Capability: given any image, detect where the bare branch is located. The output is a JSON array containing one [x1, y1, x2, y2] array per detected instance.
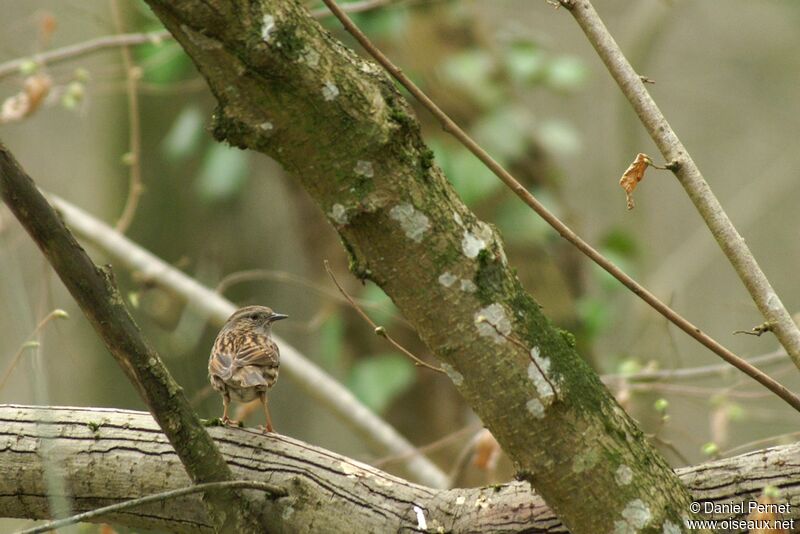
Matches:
[[0, 32, 170, 81], [110, 0, 145, 234], [0, 1, 423, 82], [319, 0, 800, 414], [0, 309, 69, 391], [19, 480, 286, 534], [559, 0, 800, 368], [324, 260, 445, 374]]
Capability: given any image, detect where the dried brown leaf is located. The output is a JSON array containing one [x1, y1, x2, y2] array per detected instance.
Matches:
[[472, 429, 501, 472], [619, 153, 653, 210], [0, 74, 52, 124]]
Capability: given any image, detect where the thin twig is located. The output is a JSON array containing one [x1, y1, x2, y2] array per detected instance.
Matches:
[[16, 480, 287, 534], [602, 349, 788, 384], [0, 32, 171, 81], [559, 0, 800, 368], [650, 435, 690, 465], [110, 0, 144, 234], [308, 0, 426, 18], [626, 382, 773, 400], [0, 309, 69, 391], [0, 1, 419, 82], [372, 421, 482, 468], [216, 268, 406, 322], [324, 260, 445, 374], [720, 431, 800, 459], [320, 0, 800, 414]]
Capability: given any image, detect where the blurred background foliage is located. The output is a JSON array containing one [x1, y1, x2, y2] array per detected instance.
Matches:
[[2, 2, 800, 526]]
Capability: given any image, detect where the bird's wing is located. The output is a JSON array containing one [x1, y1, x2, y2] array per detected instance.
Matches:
[[228, 335, 280, 388], [233, 334, 280, 369], [209, 350, 234, 382]]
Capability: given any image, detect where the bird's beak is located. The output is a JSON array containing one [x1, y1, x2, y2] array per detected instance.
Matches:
[[270, 313, 289, 322]]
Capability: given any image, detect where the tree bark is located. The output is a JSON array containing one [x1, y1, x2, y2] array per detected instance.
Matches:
[[0, 145, 262, 532], [2, 406, 798, 533], [140, 1, 697, 531]]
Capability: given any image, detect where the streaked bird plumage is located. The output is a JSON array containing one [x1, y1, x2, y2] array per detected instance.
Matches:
[[209, 305, 287, 432]]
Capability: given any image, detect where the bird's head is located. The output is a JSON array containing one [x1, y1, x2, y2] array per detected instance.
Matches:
[[225, 305, 288, 334]]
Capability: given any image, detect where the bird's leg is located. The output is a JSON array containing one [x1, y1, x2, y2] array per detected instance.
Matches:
[[258, 391, 274, 433], [221, 392, 238, 426]]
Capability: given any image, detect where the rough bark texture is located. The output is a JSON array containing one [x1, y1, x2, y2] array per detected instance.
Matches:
[[0, 146, 262, 532], [140, 1, 697, 531], [2, 406, 799, 533]]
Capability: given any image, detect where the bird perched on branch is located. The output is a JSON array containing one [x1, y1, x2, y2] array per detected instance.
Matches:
[[209, 305, 288, 432]]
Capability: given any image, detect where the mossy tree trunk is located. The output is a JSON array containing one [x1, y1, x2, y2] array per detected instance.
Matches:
[[144, 1, 698, 531]]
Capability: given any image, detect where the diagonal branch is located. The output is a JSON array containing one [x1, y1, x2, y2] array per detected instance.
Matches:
[[319, 0, 800, 414], [557, 0, 800, 369], [141, 1, 699, 529], [0, 143, 263, 532]]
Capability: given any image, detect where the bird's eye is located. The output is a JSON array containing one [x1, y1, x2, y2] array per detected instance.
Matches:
[[249, 314, 259, 320]]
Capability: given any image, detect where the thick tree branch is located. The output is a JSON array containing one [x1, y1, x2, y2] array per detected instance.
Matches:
[[141, 1, 698, 530], [319, 0, 800, 414], [2, 406, 799, 533], [0, 145, 262, 532], [48, 194, 448, 489], [558, 0, 800, 368]]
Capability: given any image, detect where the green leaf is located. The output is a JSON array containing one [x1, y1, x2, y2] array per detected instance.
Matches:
[[195, 144, 249, 202], [545, 55, 588, 92], [360, 283, 399, 326], [439, 49, 502, 107], [576, 296, 610, 339], [162, 106, 205, 161], [591, 249, 633, 291], [351, 4, 409, 39], [318, 313, 344, 375], [504, 41, 547, 85], [135, 40, 192, 85], [537, 119, 581, 156], [494, 195, 551, 246], [601, 228, 639, 258], [436, 144, 501, 205], [471, 104, 535, 162], [347, 353, 416, 413]]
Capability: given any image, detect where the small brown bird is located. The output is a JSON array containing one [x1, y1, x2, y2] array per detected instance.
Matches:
[[209, 305, 287, 432]]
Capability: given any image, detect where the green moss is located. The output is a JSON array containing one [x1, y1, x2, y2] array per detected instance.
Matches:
[[272, 25, 306, 61], [389, 107, 415, 130], [514, 469, 535, 482], [349, 175, 375, 201], [87, 421, 101, 432], [474, 250, 509, 304], [559, 329, 577, 348], [340, 234, 371, 281], [420, 148, 435, 171], [211, 107, 251, 150]]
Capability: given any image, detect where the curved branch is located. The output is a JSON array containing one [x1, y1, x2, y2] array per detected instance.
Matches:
[[2, 405, 799, 533]]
